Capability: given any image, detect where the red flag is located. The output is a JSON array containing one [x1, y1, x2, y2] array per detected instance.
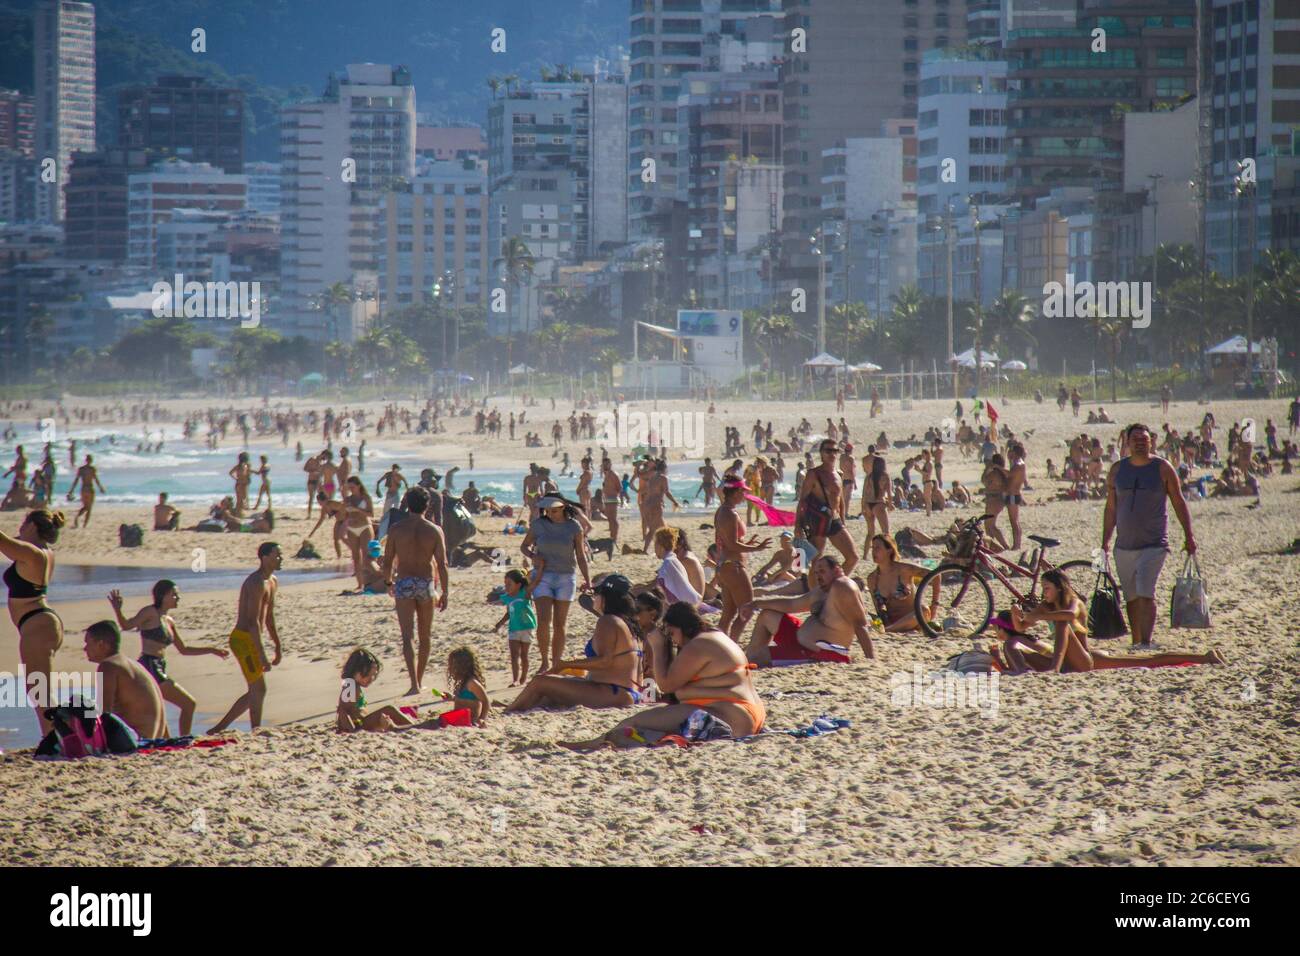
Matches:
[[986, 401, 999, 426]]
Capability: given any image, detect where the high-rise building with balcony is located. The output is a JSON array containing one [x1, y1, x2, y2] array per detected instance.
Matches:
[[33, 0, 96, 222], [627, 0, 783, 242], [779, 0, 967, 285], [279, 64, 416, 339], [1204, 0, 1300, 272], [1003, 1, 1196, 207], [677, 68, 782, 303], [917, 46, 1009, 218], [64, 147, 152, 261], [487, 76, 627, 331], [0, 89, 36, 157], [117, 75, 246, 174], [126, 159, 248, 270], [374, 156, 489, 315]]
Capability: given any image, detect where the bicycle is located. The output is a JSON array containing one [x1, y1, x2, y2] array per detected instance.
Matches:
[[911, 515, 1093, 638]]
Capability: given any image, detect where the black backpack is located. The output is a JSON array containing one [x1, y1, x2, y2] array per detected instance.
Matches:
[[118, 524, 144, 548]]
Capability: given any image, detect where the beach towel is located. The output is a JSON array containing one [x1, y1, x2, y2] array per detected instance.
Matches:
[[744, 494, 796, 527], [648, 714, 852, 748], [768, 613, 850, 666], [136, 737, 239, 754]]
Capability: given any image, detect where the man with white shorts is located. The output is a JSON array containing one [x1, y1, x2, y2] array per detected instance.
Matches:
[[1102, 423, 1196, 646]]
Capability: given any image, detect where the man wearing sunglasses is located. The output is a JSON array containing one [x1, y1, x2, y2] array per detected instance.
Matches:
[[795, 439, 859, 574]]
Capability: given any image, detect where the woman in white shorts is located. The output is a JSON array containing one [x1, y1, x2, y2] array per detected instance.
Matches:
[[520, 497, 592, 673]]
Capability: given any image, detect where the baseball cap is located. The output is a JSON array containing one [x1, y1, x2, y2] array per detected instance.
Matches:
[[537, 495, 565, 510], [593, 574, 632, 599]]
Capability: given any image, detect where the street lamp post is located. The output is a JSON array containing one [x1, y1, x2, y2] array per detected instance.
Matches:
[[1234, 166, 1257, 388], [810, 228, 827, 356], [946, 198, 957, 401], [971, 198, 983, 395], [1148, 173, 1163, 334]]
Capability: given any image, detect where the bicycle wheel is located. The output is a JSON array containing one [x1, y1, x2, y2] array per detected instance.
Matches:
[[1051, 559, 1095, 588], [914, 563, 994, 639]]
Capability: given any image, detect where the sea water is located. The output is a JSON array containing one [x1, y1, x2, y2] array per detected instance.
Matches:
[[0, 422, 799, 512]]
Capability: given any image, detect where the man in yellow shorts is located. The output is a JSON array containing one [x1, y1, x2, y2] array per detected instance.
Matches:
[[208, 542, 282, 733]]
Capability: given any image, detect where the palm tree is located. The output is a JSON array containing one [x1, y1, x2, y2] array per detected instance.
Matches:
[[983, 290, 1038, 364], [494, 236, 536, 332], [1084, 307, 1127, 404], [487, 76, 503, 100]]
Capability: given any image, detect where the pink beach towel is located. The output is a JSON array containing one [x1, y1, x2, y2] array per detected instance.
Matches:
[[745, 494, 796, 527]]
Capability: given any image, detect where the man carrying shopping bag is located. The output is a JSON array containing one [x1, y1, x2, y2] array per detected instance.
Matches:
[[1101, 423, 1197, 647]]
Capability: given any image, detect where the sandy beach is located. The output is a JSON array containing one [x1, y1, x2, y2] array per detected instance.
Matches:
[[1, 394, 1297, 866]]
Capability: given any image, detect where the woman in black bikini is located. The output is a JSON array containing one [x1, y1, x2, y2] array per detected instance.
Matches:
[[505, 575, 645, 712], [107, 580, 229, 736], [865, 534, 938, 633], [2, 508, 65, 734]]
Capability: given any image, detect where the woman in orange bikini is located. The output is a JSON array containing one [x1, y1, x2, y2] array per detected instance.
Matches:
[[560, 601, 765, 750]]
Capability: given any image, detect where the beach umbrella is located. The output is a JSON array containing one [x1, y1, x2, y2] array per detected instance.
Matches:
[[850, 361, 882, 372], [299, 372, 325, 385], [1001, 360, 1027, 371]]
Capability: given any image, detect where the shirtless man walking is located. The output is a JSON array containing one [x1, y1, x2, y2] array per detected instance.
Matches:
[[600, 456, 622, 544], [66, 454, 105, 528], [795, 439, 859, 573], [82, 620, 165, 739], [382, 487, 449, 695], [742, 555, 876, 666], [208, 542, 283, 733]]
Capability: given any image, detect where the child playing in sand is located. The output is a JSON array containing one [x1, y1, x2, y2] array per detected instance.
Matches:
[[441, 647, 490, 726], [493, 569, 537, 685], [336, 648, 431, 732]]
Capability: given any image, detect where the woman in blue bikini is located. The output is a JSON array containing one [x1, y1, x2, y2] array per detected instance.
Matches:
[[504, 575, 644, 713]]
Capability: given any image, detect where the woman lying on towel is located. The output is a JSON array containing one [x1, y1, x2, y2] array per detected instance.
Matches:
[[560, 602, 766, 751], [991, 568, 1225, 674]]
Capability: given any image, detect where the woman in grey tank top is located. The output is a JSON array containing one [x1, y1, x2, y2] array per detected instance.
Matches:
[[521, 498, 592, 676]]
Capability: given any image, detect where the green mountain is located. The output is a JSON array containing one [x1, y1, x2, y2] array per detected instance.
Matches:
[[0, 0, 626, 160]]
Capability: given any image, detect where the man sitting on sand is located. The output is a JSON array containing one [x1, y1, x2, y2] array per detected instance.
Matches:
[[741, 555, 877, 666], [82, 620, 165, 739], [153, 492, 180, 531]]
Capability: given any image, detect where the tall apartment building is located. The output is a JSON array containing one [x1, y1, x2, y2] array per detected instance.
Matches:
[[1205, 0, 1300, 272], [64, 147, 152, 261], [117, 75, 246, 174], [0, 89, 36, 156], [33, 0, 96, 222], [488, 78, 627, 265], [779, 0, 968, 277], [677, 69, 782, 302], [127, 159, 247, 270], [1003, 1, 1196, 206], [280, 64, 416, 339], [374, 156, 489, 313], [916, 46, 1009, 218], [627, 0, 783, 242], [244, 161, 281, 216]]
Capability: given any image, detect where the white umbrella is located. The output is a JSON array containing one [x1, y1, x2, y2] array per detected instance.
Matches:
[[1001, 359, 1028, 371], [850, 361, 882, 372], [804, 351, 846, 368]]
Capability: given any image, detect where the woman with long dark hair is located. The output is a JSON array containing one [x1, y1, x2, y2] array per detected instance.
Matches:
[[2, 509, 64, 734], [107, 579, 229, 736], [505, 574, 641, 712], [560, 601, 766, 750], [998, 569, 1224, 674]]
